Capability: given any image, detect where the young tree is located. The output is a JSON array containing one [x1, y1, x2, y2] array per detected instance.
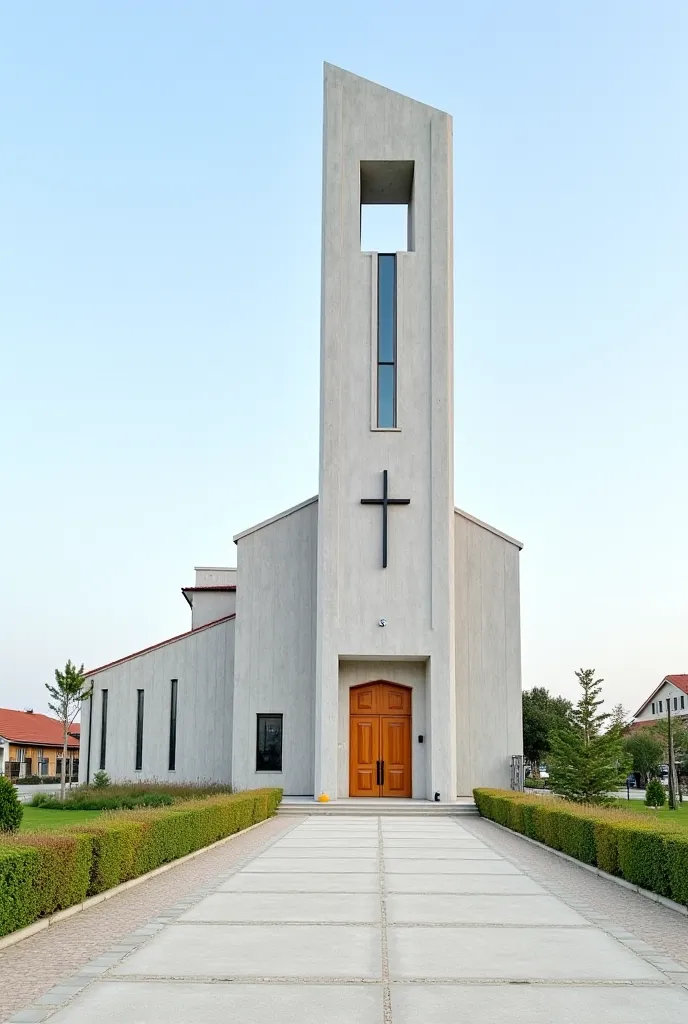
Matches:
[[623, 730, 664, 787], [610, 703, 630, 729], [522, 688, 573, 775], [548, 668, 631, 804], [46, 660, 92, 801]]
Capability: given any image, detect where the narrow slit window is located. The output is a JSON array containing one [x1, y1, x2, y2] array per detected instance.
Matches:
[[99, 689, 108, 771], [135, 689, 144, 771], [168, 679, 178, 771], [659, 700, 663, 713], [652, 702, 656, 714], [681, 696, 685, 709], [377, 253, 396, 427], [674, 697, 678, 711], [256, 713, 283, 772]]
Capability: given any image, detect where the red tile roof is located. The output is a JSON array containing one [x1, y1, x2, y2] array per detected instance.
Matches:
[[0, 709, 80, 749], [84, 614, 236, 677], [664, 675, 688, 696], [632, 675, 688, 719]]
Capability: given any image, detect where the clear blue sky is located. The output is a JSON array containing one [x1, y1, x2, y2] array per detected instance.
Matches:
[[1, 2, 686, 720]]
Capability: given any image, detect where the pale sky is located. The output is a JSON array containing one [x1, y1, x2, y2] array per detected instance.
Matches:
[[1, 2, 686, 721]]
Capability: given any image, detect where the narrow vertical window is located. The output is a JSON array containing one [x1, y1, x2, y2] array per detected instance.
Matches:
[[135, 689, 144, 771], [651, 702, 655, 714], [99, 689, 108, 770], [256, 714, 283, 772], [674, 697, 678, 711], [658, 700, 663, 713], [168, 679, 178, 771], [377, 254, 396, 427], [681, 696, 685, 709]]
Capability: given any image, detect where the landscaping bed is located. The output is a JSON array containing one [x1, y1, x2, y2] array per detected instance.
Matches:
[[30, 782, 235, 812], [0, 788, 282, 938], [474, 787, 688, 908]]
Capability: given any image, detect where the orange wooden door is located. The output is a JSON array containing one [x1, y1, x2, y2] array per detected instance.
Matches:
[[381, 715, 412, 797], [349, 715, 381, 797]]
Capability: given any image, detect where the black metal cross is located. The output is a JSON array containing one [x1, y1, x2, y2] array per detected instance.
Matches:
[[360, 470, 410, 568]]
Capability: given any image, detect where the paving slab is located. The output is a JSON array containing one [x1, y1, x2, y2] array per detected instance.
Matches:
[[247, 856, 378, 872], [45, 982, 384, 1023], [382, 846, 499, 859], [385, 857, 517, 873], [385, 872, 547, 894], [219, 871, 380, 892], [386, 892, 589, 925], [277, 838, 379, 847], [113, 923, 382, 979], [257, 845, 378, 858], [387, 926, 665, 980], [180, 891, 381, 923], [382, 838, 488, 848], [391, 985, 688, 1022]]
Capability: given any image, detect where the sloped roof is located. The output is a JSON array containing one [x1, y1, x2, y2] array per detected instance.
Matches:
[[84, 614, 236, 677], [0, 709, 80, 748], [633, 675, 688, 719]]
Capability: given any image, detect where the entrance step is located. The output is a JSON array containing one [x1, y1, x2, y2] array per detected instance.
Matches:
[[277, 798, 478, 817]]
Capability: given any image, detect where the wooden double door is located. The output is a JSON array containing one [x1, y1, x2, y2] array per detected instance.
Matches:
[[349, 681, 412, 797]]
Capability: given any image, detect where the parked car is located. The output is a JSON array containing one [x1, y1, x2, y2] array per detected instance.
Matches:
[[625, 774, 636, 788], [538, 766, 550, 780]]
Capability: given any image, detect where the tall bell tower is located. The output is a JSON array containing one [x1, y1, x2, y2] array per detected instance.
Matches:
[[314, 65, 457, 801]]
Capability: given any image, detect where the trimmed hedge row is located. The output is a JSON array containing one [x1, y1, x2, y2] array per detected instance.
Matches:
[[0, 788, 282, 938], [474, 788, 688, 907]]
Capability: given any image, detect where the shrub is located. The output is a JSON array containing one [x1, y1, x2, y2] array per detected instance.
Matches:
[[0, 788, 281, 936], [31, 791, 174, 811], [0, 847, 40, 936], [645, 779, 666, 807], [14, 775, 42, 785], [92, 771, 110, 789], [474, 788, 688, 908], [0, 776, 23, 833]]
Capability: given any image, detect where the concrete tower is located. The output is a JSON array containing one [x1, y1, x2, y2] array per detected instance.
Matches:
[[315, 65, 457, 801]]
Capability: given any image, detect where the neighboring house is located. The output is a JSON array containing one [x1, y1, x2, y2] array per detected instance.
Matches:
[[630, 676, 688, 730], [0, 708, 80, 780]]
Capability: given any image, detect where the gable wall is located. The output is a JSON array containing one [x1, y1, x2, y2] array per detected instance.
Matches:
[[232, 500, 317, 795], [454, 512, 522, 794], [79, 618, 235, 784]]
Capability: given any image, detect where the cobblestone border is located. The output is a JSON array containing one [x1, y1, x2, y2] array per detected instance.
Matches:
[[0, 818, 275, 955], [5, 818, 305, 1024], [483, 817, 688, 917], [460, 818, 688, 988]]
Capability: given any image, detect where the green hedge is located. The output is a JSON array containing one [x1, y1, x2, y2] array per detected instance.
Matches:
[[0, 788, 282, 938], [474, 788, 688, 907]]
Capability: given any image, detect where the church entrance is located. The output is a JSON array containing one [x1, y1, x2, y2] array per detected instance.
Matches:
[[349, 681, 412, 797]]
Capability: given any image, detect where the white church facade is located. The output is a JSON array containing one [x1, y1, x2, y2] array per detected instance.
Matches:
[[79, 66, 523, 801]]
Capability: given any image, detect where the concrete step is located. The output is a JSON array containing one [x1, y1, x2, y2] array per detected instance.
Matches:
[[277, 799, 478, 817]]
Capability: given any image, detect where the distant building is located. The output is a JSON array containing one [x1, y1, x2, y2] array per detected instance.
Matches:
[[0, 708, 80, 780], [630, 675, 688, 730]]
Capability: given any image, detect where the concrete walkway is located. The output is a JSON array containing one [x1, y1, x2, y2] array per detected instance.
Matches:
[[9, 815, 688, 1023]]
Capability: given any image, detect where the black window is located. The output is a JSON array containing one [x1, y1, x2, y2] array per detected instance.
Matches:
[[681, 696, 685, 710], [377, 254, 396, 427], [168, 679, 178, 771], [256, 714, 283, 772], [658, 700, 663, 713], [674, 697, 678, 711], [135, 690, 144, 771], [99, 689, 108, 770], [651, 702, 655, 714]]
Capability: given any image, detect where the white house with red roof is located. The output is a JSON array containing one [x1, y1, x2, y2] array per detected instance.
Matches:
[[79, 67, 523, 800], [631, 675, 688, 729], [0, 708, 80, 780]]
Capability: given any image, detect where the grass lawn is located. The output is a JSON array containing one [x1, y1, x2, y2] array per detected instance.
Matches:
[[19, 806, 103, 832], [611, 798, 688, 829]]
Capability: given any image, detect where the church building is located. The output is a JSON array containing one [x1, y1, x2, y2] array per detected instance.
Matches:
[[79, 66, 523, 802]]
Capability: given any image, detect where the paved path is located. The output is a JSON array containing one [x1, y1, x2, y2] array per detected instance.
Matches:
[[6, 814, 688, 1023]]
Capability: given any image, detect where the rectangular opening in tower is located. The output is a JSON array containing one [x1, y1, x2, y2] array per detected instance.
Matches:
[[360, 160, 414, 252]]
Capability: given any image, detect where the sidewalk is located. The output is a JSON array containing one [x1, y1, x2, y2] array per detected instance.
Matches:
[[6, 813, 688, 1023]]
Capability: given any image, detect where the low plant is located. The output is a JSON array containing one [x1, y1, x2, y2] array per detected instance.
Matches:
[[645, 779, 666, 808], [14, 775, 42, 786], [91, 770, 111, 789], [0, 776, 23, 833]]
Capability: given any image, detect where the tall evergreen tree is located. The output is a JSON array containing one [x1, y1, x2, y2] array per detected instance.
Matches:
[[548, 669, 631, 804]]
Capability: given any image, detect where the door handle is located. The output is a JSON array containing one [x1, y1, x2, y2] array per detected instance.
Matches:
[[376, 760, 381, 786], [380, 760, 385, 786]]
